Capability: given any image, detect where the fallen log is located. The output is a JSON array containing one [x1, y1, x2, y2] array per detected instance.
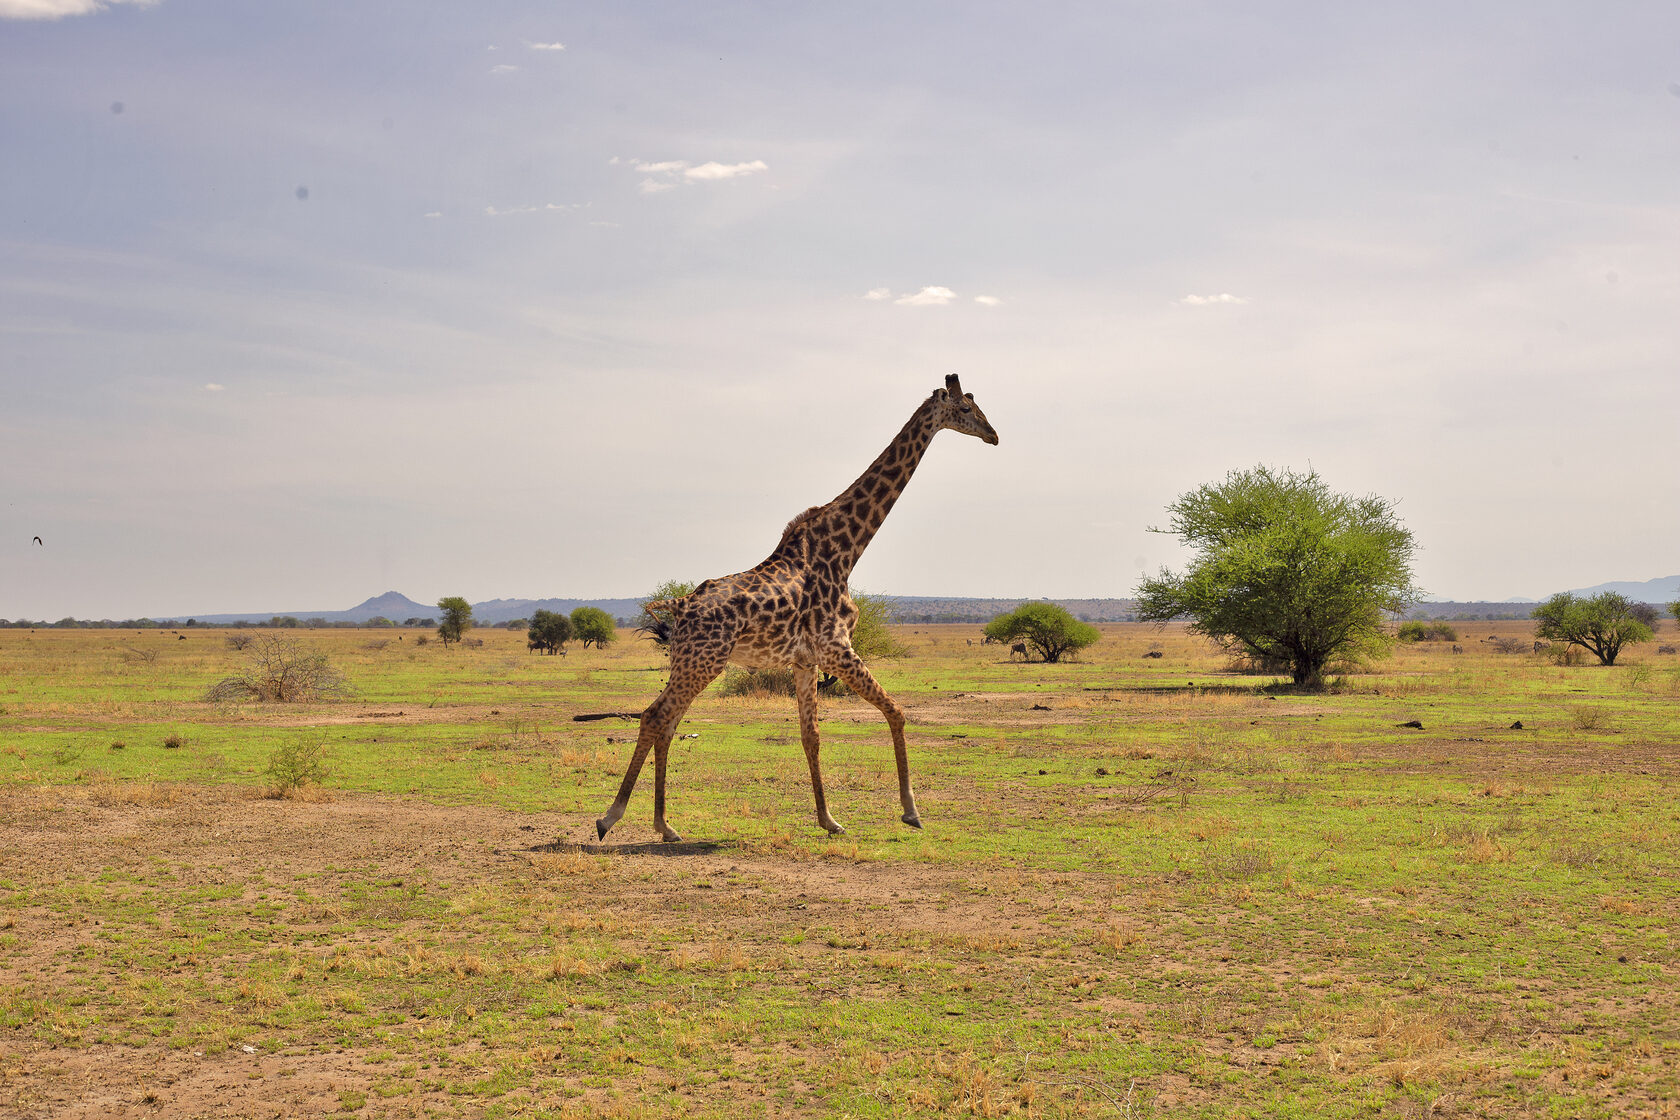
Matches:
[[572, 711, 645, 722]]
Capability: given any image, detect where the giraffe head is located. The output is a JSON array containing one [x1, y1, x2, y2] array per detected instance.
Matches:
[[934, 374, 999, 445]]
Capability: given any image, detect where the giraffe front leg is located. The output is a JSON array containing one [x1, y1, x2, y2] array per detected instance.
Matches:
[[826, 648, 921, 829], [794, 667, 844, 835]]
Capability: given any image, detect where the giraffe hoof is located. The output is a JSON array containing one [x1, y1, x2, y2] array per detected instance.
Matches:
[[660, 831, 684, 844], [595, 818, 610, 841], [822, 821, 847, 835], [902, 813, 923, 830]]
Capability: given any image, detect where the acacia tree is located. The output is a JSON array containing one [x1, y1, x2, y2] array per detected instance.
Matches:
[[436, 597, 473, 646], [527, 609, 572, 655], [983, 602, 1100, 663], [570, 606, 616, 649], [1135, 466, 1419, 688], [1531, 591, 1652, 666]]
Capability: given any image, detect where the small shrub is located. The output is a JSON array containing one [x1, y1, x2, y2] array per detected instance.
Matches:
[[1548, 644, 1584, 667], [1487, 636, 1527, 654], [414, 635, 430, 647], [162, 733, 185, 749], [267, 740, 326, 793], [1569, 705, 1610, 732], [226, 633, 254, 651]]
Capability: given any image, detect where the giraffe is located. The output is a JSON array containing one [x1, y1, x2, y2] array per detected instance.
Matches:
[[596, 374, 1000, 842]]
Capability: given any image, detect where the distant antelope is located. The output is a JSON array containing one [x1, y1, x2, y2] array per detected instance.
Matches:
[[1533, 640, 1547, 653], [1010, 642, 1028, 661]]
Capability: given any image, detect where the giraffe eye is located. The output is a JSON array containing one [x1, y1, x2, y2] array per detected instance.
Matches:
[[960, 405, 972, 413]]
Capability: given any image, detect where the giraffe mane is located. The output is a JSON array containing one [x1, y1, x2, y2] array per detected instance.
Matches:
[[774, 505, 826, 552]]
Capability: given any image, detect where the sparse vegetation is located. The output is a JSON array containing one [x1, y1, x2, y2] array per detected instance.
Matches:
[[0, 620, 1675, 1118]]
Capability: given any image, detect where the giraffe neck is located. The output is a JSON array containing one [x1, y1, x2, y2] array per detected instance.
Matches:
[[816, 396, 940, 580]]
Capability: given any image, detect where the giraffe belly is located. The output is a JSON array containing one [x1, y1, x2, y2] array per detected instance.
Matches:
[[728, 627, 816, 671]]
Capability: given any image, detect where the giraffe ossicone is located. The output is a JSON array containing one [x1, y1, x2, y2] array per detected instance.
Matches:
[[595, 374, 1000, 842]]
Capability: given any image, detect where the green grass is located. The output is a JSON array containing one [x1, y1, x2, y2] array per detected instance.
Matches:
[[0, 622, 1677, 1116]]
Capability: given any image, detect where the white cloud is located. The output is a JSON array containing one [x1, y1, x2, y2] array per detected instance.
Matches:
[[203, 382, 224, 392], [863, 288, 893, 301], [0, 0, 155, 19], [489, 64, 519, 75], [1178, 293, 1248, 305], [423, 211, 442, 219], [634, 160, 690, 174], [974, 294, 1002, 307], [896, 286, 956, 307], [624, 158, 768, 192], [683, 160, 768, 181], [526, 40, 565, 51]]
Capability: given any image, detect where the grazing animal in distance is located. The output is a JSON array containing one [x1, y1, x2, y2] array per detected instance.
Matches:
[[595, 374, 999, 843], [1010, 642, 1029, 661]]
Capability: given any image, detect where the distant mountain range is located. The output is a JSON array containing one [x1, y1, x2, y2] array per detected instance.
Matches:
[[165, 591, 1137, 626], [1564, 575, 1680, 602], [152, 576, 1680, 628]]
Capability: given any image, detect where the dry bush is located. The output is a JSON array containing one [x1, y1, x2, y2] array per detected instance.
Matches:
[[205, 634, 351, 703], [1487, 636, 1528, 654], [1569, 705, 1610, 731], [225, 633, 254, 651]]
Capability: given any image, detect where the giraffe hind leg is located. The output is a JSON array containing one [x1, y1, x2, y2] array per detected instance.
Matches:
[[825, 647, 921, 829], [794, 666, 844, 835], [595, 648, 727, 842]]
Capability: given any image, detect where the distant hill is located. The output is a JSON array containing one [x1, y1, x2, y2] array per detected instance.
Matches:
[[1564, 575, 1680, 603], [165, 592, 647, 626]]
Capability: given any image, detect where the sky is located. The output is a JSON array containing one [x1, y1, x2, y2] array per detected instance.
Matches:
[[3, 1, 1679, 620]]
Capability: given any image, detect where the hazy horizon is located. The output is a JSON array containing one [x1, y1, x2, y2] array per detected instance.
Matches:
[[6, 2, 1679, 620]]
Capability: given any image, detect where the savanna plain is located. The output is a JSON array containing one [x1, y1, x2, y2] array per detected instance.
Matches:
[[1, 621, 1677, 1119]]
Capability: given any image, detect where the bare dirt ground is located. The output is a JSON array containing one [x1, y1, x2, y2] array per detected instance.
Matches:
[[0, 785, 1116, 1119]]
